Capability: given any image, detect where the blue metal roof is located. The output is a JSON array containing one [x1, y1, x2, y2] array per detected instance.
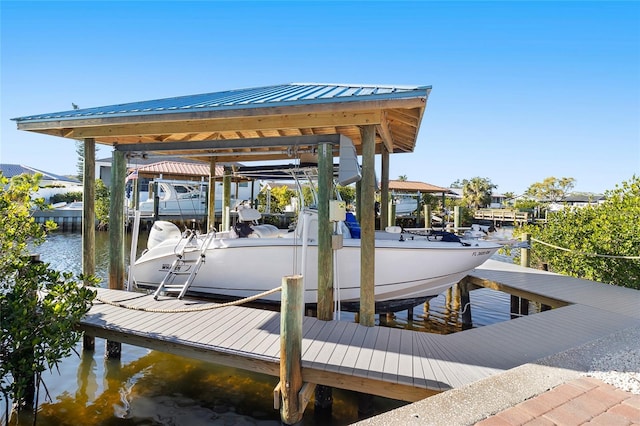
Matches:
[[13, 83, 431, 123]]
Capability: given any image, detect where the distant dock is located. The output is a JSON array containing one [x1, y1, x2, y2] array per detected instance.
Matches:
[[78, 259, 640, 423], [473, 208, 546, 225], [33, 207, 83, 231]]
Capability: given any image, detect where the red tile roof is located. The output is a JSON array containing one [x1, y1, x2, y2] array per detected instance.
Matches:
[[388, 180, 450, 193], [133, 161, 223, 177]]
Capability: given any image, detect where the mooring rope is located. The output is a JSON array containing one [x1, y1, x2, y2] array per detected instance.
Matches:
[[95, 286, 282, 313], [530, 237, 640, 260]]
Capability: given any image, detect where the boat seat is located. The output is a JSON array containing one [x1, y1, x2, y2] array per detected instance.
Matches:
[[249, 224, 281, 238], [237, 207, 262, 222], [233, 222, 254, 238]]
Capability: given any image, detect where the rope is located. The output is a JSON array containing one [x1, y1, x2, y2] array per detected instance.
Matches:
[[95, 286, 282, 313], [530, 237, 640, 260]]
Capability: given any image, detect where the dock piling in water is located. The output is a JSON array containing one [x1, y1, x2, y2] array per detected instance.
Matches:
[[279, 274, 306, 425]]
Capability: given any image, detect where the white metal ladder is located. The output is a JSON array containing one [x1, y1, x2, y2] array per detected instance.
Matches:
[[153, 231, 216, 300]]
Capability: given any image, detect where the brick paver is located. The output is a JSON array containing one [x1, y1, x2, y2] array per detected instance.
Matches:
[[476, 377, 639, 425]]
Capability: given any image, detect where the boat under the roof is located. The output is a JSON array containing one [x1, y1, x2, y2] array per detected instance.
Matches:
[[132, 164, 501, 313]]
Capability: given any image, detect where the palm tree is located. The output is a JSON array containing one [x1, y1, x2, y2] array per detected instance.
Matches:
[[397, 175, 408, 181], [462, 177, 496, 209]]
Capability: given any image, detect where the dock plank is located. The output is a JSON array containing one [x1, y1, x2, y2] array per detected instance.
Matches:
[[323, 322, 363, 373], [381, 326, 402, 383], [350, 326, 380, 378], [305, 320, 348, 370], [236, 314, 281, 355], [367, 326, 391, 380], [314, 320, 353, 369]]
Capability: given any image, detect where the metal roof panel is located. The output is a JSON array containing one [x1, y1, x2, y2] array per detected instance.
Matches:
[[13, 83, 431, 123], [0, 163, 79, 182]]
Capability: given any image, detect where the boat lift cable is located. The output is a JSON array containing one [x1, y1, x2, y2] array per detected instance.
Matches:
[[531, 237, 640, 260], [95, 286, 283, 313]]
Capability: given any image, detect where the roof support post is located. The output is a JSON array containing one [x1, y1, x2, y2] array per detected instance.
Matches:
[[359, 125, 376, 327], [380, 146, 389, 230], [107, 148, 125, 359], [82, 138, 96, 284], [355, 180, 362, 223], [222, 166, 231, 231], [109, 149, 126, 291], [82, 138, 96, 351], [207, 159, 217, 231], [317, 142, 334, 321], [416, 191, 422, 226]]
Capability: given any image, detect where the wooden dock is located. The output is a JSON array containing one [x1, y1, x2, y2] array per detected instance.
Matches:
[[79, 259, 640, 405], [474, 209, 533, 224]]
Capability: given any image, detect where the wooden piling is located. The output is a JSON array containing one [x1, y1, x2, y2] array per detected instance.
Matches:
[[424, 205, 431, 229], [222, 166, 231, 231], [459, 278, 473, 329], [82, 138, 96, 351], [280, 275, 304, 425], [107, 149, 126, 359], [207, 159, 216, 231], [415, 191, 421, 227], [359, 125, 376, 327], [380, 147, 389, 230], [316, 143, 334, 321], [510, 295, 519, 319], [521, 233, 531, 268]]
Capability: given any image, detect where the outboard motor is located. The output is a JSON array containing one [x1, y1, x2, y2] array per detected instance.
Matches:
[[147, 221, 182, 249]]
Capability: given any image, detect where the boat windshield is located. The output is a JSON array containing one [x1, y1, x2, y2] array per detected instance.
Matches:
[[233, 163, 350, 211]]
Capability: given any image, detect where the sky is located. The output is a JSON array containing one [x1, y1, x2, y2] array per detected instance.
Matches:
[[1, 1, 639, 196]]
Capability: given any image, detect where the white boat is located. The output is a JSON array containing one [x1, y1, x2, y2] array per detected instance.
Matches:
[[135, 179, 259, 217], [393, 194, 419, 216], [52, 201, 84, 210], [132, 166, 500, 312]]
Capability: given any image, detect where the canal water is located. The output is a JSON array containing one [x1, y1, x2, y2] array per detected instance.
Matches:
[[12, 229, 521, 425]]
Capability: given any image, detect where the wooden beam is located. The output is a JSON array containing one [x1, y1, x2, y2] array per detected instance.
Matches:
[[387, 108, 420, 127], [62, 111, 383, 139], [376, 111, 394, 153], [16, 97, 427, 132], [113, 134, 346, 152], [464, 276, 569, 309], [301, 369, 438, 402]]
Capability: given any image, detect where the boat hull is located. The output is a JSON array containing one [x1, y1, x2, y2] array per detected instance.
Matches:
[[133, 236, 499, 312]]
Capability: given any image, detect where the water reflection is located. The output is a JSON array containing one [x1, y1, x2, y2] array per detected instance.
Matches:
[[32, 341, 402, 425]]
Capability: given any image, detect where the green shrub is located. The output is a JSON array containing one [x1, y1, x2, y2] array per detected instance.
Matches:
[[0, 172, 97, 419]]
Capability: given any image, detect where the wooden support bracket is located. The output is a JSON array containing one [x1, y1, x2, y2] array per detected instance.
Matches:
[[298, 382, 316, 412], [274, 381, 281, 410], [273, 381, 317, 413]]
